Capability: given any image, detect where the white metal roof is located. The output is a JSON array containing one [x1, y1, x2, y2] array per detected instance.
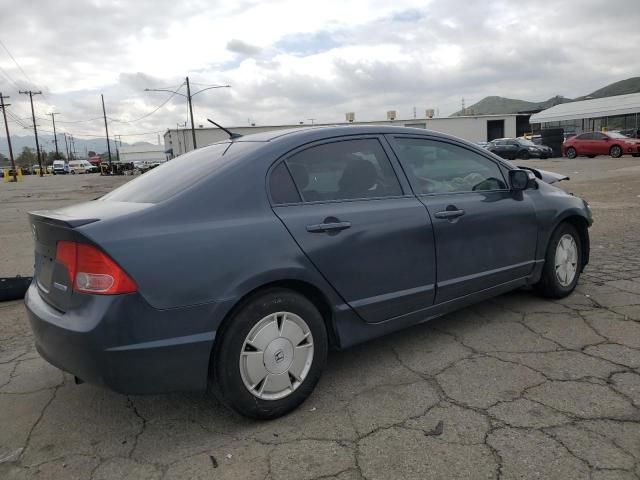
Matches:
[[530, 93, 640, 123]]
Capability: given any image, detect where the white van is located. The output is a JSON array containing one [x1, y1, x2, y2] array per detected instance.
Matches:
[[52, 160, 69, 175], [68, 160, 98, 174]]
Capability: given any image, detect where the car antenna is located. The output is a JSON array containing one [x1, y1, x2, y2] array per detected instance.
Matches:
[[207, 119, 243, 140]]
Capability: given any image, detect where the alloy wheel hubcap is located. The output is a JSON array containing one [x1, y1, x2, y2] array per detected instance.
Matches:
[[240, 311, 314, 400], [555, 234, 578, 287]]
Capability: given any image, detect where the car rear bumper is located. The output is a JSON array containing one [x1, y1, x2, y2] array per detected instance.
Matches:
[[24, 282, 218, 394]]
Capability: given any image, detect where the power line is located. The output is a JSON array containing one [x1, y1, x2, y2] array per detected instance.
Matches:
[[0, 64, 21, 90], [35, 115, 104, 124], [0, 39, 33, 85], [109, 85, 183, 124]]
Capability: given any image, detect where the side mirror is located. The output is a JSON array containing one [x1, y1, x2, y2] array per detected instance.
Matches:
[[509, 169, 530, 191]]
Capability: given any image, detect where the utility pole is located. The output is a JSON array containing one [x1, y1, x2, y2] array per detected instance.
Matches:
[[19, 90, 43, 177], [114, 134, 121, 162], [101, 94, 112, 169], [185, 76, 197, 149], [40, 145, 46, 171], [63, 132, 70, 160], [49, 112, 60, 157], [0, 93, 17, 182]]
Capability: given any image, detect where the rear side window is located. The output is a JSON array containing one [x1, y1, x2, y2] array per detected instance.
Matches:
[[269, 163, 301, 204], [100, 142, 258, 203], [394, 138, 507, 194], [285, 138, 402, 202]]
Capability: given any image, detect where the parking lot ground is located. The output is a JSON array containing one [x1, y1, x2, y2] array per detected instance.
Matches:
[[1, 157, 639, 479]]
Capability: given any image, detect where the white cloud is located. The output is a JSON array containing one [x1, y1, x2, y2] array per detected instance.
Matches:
[[0, 0, 637, 147]]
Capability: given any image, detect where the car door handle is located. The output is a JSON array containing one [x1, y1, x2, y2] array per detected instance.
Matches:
[[434, 209, 465, 219], [306, 221, 352, 233]]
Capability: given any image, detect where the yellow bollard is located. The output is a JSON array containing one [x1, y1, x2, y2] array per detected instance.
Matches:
[[18, 169, 23, 181]]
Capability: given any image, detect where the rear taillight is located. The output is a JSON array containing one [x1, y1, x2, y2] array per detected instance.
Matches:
[[55, 241, 137, 295]]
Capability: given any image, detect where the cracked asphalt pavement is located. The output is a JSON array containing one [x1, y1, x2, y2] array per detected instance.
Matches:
[[1, 157, 639, 479]]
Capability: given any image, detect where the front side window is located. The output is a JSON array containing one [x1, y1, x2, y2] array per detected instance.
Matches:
[[394, 138, 507, 194], [285, 138, 402, 202]]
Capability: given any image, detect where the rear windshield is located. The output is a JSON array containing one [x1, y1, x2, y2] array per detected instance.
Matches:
[[100, 142, 258, 203]]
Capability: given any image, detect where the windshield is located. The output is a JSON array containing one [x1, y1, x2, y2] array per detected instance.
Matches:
[[100, 142, 260, 203], [606, 131, 629, 139]]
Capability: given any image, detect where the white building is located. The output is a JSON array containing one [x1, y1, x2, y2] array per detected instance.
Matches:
[[119, 144, 167, 164], [530, 93, 640, 134], [164, 113, 530, 157]]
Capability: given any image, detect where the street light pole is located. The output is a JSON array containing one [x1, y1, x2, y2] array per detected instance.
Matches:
[[63, 133, 70, 160], [144, 80, 230, 153], [186, 76, 197, 149], [49, 112, 60, 156], [101, 94, 113, 169]]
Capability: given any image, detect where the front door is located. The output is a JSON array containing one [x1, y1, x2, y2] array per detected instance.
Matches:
[[270, 137, 437, 323], [388, 136, 538, 304]]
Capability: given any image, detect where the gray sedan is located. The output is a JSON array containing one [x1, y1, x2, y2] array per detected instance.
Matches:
[[25, 126, 591, 418]]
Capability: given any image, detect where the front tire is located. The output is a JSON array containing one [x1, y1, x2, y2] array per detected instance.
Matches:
[[566, 147, 577, 159], [519, 150, 530, 160], [535, 223, 582, 298], [211, 288, 328, 419], [610, 145, 622, 158]]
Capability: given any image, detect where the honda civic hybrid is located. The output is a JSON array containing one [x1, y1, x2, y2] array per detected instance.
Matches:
[[25, 126, 591, 419]]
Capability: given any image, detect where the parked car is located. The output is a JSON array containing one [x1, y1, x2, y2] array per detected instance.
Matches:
[[517, 137, 553, 159], [52, 160, 69, 175], [69, 159, 99, 174], [562, 131, 640, 159], [486, 139, 519, 160], [620, 128, 640, 139], [489, 138, 550, 160], [25, 126, 592, 419]]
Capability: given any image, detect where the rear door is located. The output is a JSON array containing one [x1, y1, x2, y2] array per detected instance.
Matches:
[[591, 132, 609, 155], [388, 136, 538, 303], [577, 133, 594, 154], [270, 136, 436, 323]]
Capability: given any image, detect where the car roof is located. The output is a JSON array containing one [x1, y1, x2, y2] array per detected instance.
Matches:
[[232, 124, 467, 143]]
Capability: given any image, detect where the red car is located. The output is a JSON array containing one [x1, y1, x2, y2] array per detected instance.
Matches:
[[562, 131, 640, 159]]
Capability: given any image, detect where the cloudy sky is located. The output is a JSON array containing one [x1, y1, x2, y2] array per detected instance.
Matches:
[[0, 0, 638, 144]]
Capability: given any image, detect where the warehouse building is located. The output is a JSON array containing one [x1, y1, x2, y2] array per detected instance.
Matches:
[[530, 92, 640, 134], [119, 144, 167, 164], [164, 113, 530, 157]]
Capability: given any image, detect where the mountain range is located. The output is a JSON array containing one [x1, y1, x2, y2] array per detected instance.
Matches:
[[450, 77, 640, 116]]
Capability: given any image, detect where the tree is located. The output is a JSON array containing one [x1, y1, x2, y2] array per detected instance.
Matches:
[[88, 151, 96, 157], [0, 152, 7, 163], [16, 147, 36, 168]]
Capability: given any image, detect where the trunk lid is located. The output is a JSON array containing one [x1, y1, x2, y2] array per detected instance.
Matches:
[[29, 201, 152, 312]]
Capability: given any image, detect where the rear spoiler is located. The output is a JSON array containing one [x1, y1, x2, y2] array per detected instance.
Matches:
[[29, 211, 99, 228], [517, 167, 569, 184]]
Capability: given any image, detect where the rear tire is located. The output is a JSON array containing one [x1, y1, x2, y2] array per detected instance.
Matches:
[[535, 223, 582, 298], [610, 145, 622, 158], [211, 288, 328, 419], [566, 147, 577, 159]]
